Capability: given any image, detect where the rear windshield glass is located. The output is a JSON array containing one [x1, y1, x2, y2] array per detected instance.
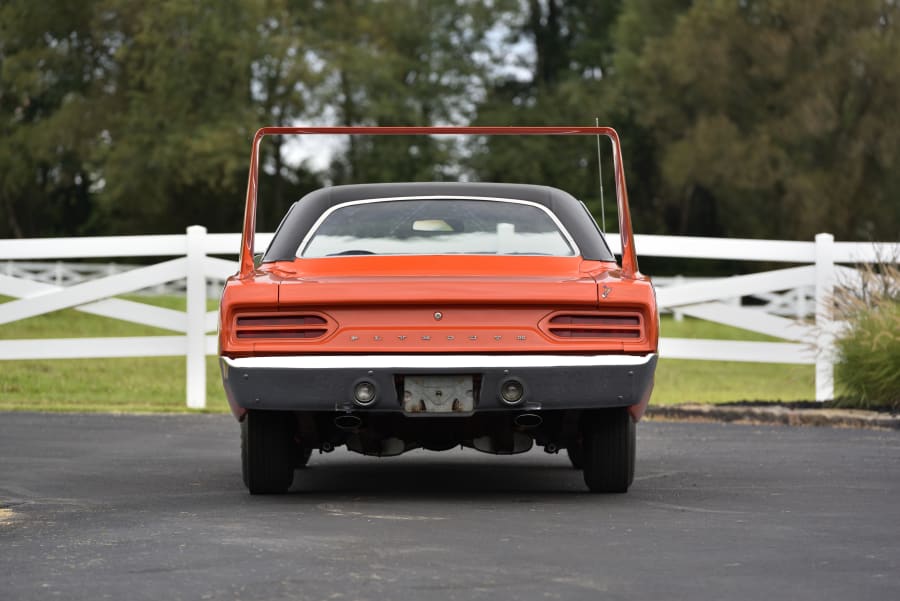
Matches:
[[298, 198, 577, 257]]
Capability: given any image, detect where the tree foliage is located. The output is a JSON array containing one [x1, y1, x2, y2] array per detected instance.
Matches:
[[618, 0, 900, 241], [0, 0, 103, 237], [308, 0, 502, 184], [470, 0, 625, 223], [0, 0, 897, 241]]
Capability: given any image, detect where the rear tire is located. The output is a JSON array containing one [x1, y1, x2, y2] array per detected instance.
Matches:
[[241, 410, 295, 494], [582, 408, 635, 493], [566, 441, 583, 469], [294, 446, 313, 468]]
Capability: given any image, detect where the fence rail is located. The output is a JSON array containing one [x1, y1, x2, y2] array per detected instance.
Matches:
[[1, 227, 897, 408], [0, 263, 819, 317]]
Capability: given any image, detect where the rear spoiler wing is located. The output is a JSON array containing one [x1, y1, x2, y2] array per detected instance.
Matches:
[[239, 126, 639, 278]]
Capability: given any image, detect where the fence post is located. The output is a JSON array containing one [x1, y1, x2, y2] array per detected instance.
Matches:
[[186, 225, 207, 409], [672, 275, 685, 321], [814, 233, 835, 402]]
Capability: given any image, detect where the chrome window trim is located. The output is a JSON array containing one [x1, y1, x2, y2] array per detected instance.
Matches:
[[296, 195, 581, 258], [224, 353, 656, 370]]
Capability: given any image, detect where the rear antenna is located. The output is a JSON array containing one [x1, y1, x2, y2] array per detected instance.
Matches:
[[595, 117, 607, 233]]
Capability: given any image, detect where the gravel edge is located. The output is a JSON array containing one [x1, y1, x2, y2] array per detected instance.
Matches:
[[645, 404, 900, 430], [2, 407, 898, 430]]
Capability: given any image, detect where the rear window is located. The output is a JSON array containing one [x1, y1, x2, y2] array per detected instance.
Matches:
[[298, 198, 577, 257]]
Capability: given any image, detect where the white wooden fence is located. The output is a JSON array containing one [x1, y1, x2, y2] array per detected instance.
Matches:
[[0, 227, 273, 409], [1, 227, 897, 408]]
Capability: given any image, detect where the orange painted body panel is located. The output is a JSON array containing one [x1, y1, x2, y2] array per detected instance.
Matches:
[[218, 255, 659, 358], [276, 255, 602, 278]]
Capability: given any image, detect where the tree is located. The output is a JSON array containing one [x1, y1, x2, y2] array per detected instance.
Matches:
[[470, 0, 628, 224], [0, 0, 105, 237], [89, 0, 264, 234], [308, 0, 504, 184], [0, 0, 324, 237], [616, 0, 900, 240], [3, 0, 897, 243], [249, 0, 324, 231]]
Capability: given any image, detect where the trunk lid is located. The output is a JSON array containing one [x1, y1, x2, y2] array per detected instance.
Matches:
[[273, 256, 601, 306]]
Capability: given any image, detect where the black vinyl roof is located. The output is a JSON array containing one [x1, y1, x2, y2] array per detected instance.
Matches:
[[263, 182, 615, 262]]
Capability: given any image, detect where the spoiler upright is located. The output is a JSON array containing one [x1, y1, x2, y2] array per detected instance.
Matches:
[[239, 126, 639, 278]]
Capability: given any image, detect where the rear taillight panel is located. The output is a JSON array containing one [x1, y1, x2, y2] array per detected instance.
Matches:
[[540, 311, 644, 341], [233, 312, 335, 341]]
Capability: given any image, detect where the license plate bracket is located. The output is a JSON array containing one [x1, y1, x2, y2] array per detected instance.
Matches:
[[402, 375, 475, 413]]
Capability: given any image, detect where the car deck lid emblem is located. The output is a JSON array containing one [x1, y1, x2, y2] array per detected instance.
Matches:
[[601, 284, 612, 299], [434, 311, 443, 321]]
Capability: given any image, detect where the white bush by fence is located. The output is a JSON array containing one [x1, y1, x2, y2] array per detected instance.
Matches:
[[1, 227, 897, 408]]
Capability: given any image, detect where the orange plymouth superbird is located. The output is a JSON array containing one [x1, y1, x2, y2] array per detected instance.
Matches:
[[219, 127, 658, 494]]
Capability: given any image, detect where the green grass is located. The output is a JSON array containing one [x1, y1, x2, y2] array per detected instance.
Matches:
[[652, 315, 815, 405], [653, 359, 813, 405], [657, 314, 782, 342], [1, 356, 230, 413], [0, 299, 815, 412], [0, 294, 228, 412]]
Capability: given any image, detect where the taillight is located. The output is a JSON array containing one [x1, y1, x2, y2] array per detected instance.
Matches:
[[234, 313, 331, 339], [544, 313, 643, 339]]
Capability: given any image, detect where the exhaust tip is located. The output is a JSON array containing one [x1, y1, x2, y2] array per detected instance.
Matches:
[[514, 413, 543, 428], [334, 414, 362, 431]]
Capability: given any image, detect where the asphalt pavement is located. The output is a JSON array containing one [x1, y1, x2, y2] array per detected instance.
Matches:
[[1, 412, 898, 601]]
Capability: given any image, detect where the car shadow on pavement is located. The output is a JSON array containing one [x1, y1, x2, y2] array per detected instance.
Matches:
[[272, 451, 592, 498]]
